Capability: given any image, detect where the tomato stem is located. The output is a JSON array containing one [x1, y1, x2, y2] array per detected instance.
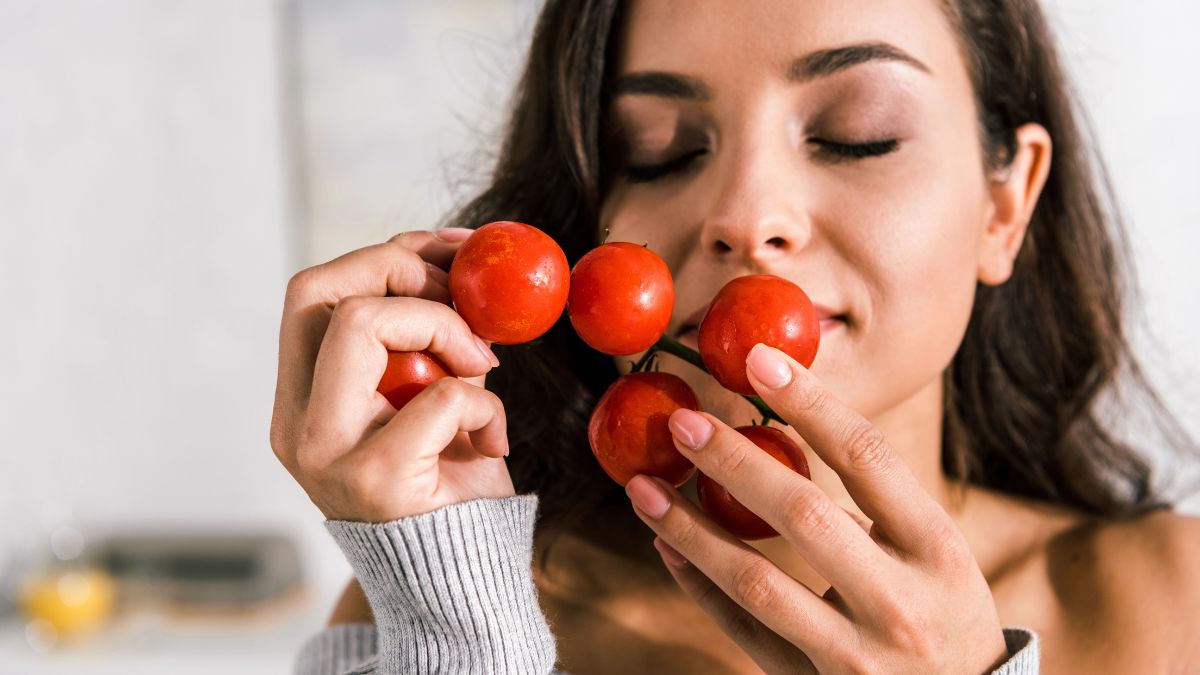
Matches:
[[652, 334, 785, 425], [629, 349, 654, 373]]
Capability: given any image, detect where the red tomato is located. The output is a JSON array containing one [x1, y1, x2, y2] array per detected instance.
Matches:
[[698, 275, 820, 396], [376, 350, 451, 410], [588, 372, 700, 487], [449, 221, 570, 345], [568, 242, 675, 355], [697, 425, 811, 540]]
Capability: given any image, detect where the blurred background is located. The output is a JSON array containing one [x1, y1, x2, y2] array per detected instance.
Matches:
[[0, 0, 1196, 673]]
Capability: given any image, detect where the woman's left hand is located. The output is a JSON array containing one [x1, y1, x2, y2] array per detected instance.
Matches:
[[626, 344, 1008, 674]]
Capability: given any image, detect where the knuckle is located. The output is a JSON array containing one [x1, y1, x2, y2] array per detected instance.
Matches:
[[294, 421, 344, 474], [285, 267, 322, 304], [286, 266, 318, 292], [340, 454, 381, 501], [268, 417, 292, 465], [791, 381, 829, 414], [844, 424, 892, 474], [729, 560, 779, 611], [781, 487, 835, 540], [386, 230, 420, 246], [385, 243, 428, 285], [840, 654, 877, 675], [429, 307, 468, 346], [882, 607, 935, 655], [331, 294, 375, 330], [712, 440, 753, 478], [670, 516, 705, 553], [292, 437, 321, 477], [425, 376, 468, 409], [924, 520, 973, 571]]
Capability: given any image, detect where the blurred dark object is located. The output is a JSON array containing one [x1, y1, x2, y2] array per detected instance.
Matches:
[[88, 533, 302, 609]]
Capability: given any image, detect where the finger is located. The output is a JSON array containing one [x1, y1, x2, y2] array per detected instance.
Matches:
[[387, 228, 472, 270], [744, 343, 952, 558], [667, 410, 889, 600], [303, 296, 495, 460], [654, 538, 816, 675], [277, 234, 461, 422], [317, 379, 507, 520], [626, 475, 849, 653], [369, 377, 509, 470]]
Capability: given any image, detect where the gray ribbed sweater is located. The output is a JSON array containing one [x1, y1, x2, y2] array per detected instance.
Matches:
[[295, 496, 1039, 674]]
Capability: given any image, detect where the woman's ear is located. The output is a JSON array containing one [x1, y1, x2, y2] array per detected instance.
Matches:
[[978, 123, 1052, 286]]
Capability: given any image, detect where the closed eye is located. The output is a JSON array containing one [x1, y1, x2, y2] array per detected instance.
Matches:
[[623, 138, 899, 183], [624, 148, 707, 183], [808, 138, 900, 162]]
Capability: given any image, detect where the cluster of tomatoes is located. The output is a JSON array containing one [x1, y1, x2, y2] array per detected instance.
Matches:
[[379, 221, 822, 540]]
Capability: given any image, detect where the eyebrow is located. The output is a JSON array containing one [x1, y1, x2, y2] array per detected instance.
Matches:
[[611, 42, 930, 101]]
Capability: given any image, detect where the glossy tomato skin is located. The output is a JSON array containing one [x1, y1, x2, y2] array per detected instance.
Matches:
[[376, 350, 451, 410], [449, 221, 570, 345], [697, 425, 811, 540], [568, 242, 675, 355], [698, 275, 820, 396], [589, 372, 700, 487]]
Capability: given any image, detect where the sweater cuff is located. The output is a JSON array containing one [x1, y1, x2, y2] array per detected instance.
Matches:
[[294, 623, 378, 675], [991, 627, 1039, 674], [324, 496, 557, 675]]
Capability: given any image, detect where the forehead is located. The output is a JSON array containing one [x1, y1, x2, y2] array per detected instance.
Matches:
[[614, 0, 964, 89]]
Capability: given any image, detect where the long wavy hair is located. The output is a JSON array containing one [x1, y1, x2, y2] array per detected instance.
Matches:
[[441, 0, 1189, 548]]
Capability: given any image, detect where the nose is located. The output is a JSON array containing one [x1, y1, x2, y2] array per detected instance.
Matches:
[[698, 135, 811, 265]]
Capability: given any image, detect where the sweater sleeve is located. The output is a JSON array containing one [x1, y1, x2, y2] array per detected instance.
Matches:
[[306, 495, 557, 675], [993, 627, 1040, 674], [294, 495, 1039, 675]]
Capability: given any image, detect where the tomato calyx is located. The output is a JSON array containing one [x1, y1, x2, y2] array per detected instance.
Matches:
[[629, 333, 784, 427]]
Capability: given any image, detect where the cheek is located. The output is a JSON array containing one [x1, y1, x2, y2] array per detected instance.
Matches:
[[818, 151, 987, 416]]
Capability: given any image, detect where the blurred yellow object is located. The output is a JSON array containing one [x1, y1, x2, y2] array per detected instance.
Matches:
[[21, 568, 116, 637]]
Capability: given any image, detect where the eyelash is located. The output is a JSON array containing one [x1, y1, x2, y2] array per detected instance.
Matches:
[[623, 139, 900, 184]]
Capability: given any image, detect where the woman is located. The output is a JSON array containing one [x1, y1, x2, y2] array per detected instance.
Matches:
[[272, 0, 1200, 673]]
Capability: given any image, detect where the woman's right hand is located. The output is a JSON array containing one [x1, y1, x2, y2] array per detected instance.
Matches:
[[270, 228, 515, 523]]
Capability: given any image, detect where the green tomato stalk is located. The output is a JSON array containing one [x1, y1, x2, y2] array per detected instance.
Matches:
[[631, 333, 785, 426]]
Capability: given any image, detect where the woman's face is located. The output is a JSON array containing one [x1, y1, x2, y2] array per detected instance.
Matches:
[[599, 0, 995, 424]]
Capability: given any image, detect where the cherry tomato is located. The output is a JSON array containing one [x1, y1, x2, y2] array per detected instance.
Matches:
[[698, 275, 820, 396], [376, 350, 451, 410], [588, 372, 700, 487], [697, 425, 811, 540], [568, 242, 674, 355], [449, 221, 570, 345]]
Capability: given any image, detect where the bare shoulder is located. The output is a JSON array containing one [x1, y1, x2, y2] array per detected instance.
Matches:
[[1048, 508, 1200, 669]]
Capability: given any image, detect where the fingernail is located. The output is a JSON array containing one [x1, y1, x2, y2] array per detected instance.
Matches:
[[747, 343, 792, 389], [474, 335, 500, 368], [626, 475, 671, 519], [653, 538, 689, 569], [434, 227, 474, 242], [668, 409, 714, 450]]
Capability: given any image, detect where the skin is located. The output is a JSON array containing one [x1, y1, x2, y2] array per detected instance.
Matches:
[[278, 0, 1200, 672]]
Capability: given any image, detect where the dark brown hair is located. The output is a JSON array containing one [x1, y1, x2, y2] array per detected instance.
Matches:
[[442, 0, 1188, 543]]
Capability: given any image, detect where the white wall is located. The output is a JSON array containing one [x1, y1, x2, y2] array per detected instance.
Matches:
[[1043, 0, 1200, 506], [291, 0, 543, 264], [0, 1, 328, 672]]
